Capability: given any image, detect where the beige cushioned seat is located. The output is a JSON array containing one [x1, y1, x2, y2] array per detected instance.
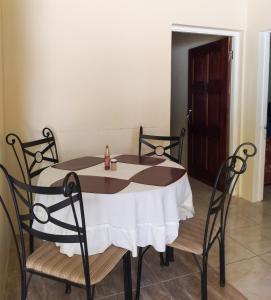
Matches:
[[26, 242, 127, 285], [168, 216, 220, 255]]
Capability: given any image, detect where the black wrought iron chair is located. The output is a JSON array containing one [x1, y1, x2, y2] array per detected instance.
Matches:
[[135, 142, 256, 300], [139, 126, 186, 164], [6, 127, 59, 187], [0, 166, 132, 300], [6, 127, 59, 253], [135, 126, 186, 296]]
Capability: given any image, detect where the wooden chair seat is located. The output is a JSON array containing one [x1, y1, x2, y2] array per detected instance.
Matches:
[[26, 242, 127, 286], [168, 216, 220, 255]]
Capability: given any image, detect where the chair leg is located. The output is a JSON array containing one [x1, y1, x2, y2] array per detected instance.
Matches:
[[89, 286, 95, 300], [85, 283, 94, 300], [135, 247, 143, 300], [123, 252, 132, 300], [165, 247, 170, 266], [65, 283, 72, 294], [30, 233, 34, 254], [165, 246, 174, 265], [21, 272, 27, 300], [201, 256, 208, 300], [160, 252, 166, 266], [219, 238, 226, 287], [169, 247, 175, 262], [30, 219, 34, 254]]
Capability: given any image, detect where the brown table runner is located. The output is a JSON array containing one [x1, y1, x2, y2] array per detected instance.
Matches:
[[115, 154, 165, 166], [52, 156, 104, 171], [129, 166, 186, 186], [51, 175, 130, 194]]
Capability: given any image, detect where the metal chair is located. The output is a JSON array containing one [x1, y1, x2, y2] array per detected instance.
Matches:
[[139, 126, 185, 164], [0, 166, 132, 300], [6, 127, 59, 253], [136, 142, 256, 300], [135, 126, 186, 298], [6, 127, 59, 187]]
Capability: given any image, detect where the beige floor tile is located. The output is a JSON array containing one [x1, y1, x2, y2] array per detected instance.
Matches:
[[229, 201, 271, 226], [143, 247, 199, 282], [226, 212, 258, 230], [162, 270, 246, 300], [243, 239, 271, 255], [228, 224, 271, 255], [208, 237, 255, 270], [259, 250, 271, 265], [263, 185, 271, 201], [226, 256, 271, 300], [228, 225, 270, 244], [247, 212, 271, 225]]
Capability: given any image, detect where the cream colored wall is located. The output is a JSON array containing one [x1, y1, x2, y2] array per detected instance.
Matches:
[[238, 0, 271, 201], [0, 0, 11, 296], [3, 0, 265, 203], [1, 0, 247, 177]]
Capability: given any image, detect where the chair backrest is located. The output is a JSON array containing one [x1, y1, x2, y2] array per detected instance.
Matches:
[[138, 126, 186, 164], [6, 127, 59, 186], [202, 142, 257, 254], [223, 142, 257, 233], [0, 165, 90, 290]]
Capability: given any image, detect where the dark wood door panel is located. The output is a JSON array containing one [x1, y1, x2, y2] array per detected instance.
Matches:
[[192, 91, 207, 126], [208, 93, 222, 129], [188, 37, 231, 186], [193, 53, 207, 83], [207, 137, 220, 176]]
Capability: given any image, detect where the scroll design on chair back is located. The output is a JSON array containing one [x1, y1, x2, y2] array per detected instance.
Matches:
[[0, 165, 93, 300], [139, 126, 185, 164], [202, 142, 257, 292], [222, 142, 257, 239], [6, 127, 59, 188], [203, 154, 246, 255]]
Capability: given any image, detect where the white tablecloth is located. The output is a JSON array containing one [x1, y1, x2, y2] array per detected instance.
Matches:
[[33, 156, 194, 257]]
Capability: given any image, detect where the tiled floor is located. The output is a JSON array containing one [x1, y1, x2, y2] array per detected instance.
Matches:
[[5, 177, 271, 299], [264, 184, 271, 202]]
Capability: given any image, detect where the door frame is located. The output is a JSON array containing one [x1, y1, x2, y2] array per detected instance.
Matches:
[[253, 31, 271, 202], [171, 24, 241, 192]]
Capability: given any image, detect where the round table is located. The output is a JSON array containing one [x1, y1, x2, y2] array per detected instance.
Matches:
[[33, 154, 194, 257]]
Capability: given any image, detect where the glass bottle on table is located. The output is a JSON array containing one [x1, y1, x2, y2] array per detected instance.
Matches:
[[104, 145, 110, 170]]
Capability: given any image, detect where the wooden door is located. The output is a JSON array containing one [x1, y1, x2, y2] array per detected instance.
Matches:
[[188, 37, 232, 186]]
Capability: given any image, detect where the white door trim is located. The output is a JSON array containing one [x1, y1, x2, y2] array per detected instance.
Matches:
[[171, 24, 241, 191], [253, 31, 271, 202], [171, 24, 241, 38]]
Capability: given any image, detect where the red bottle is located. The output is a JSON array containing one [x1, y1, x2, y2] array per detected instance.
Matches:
[[104, 145, 110, 170]]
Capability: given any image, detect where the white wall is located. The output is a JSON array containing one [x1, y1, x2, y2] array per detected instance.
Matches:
[[170, 33, 223, 167]]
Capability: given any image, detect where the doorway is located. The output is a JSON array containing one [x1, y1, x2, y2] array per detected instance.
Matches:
[[170, 25, 241, 187], [255, 32, 271, 201], [264, 40, 271, 199], [188, 38, 232, 185]]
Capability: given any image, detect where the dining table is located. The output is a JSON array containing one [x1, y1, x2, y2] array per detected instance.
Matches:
[[33, 154, 194, 257]]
